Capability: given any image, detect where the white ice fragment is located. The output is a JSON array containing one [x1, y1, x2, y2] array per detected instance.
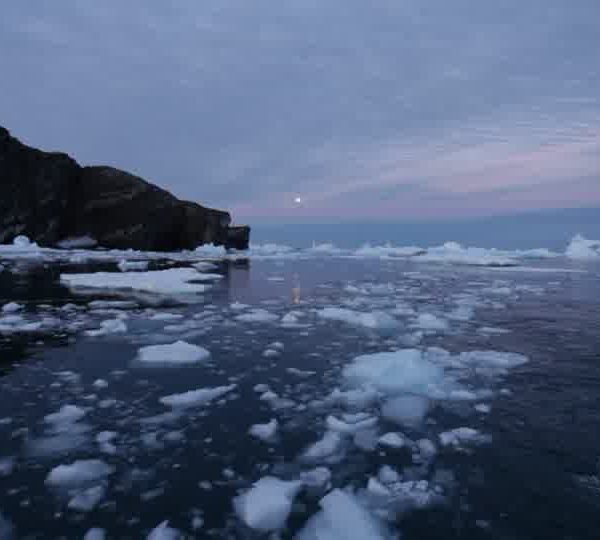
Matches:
[[413, 313, 449, 332], [146, 520, 182, 540], [136, 341, 210, 366], [45, 460, 114, 488], [343, 349, 444, 398], [566, 234, 600, 259], [234, 476, 303, 532], [44, 405, 86, 426], [286, 367, 316, 378], [84, 528, 106, 540], [249, 419, 278, 442], [296, 489, 391, 540], [85, 318, 127, 337], [149, 312, 184, 321], [299, 467, 332, 489], [318, 307, 398, 332], [159, 384, 236, 408], [378, 432, 406, 449], [325, 415, 377, 434], [92, 379, 109, 389], [68, 485, 106, 512], [475, 403, 491, 413], [439, 427, 490, 447], [382, 395, 430, 427], [1, 302, 23, 314], [235, 309, 279, 323], [301, 431, 344, 462], [117, 260, 149, 272], [61, 268, 210, 295]]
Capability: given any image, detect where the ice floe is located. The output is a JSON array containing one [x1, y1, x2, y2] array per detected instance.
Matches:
[[318, 307, 398, 332], [566, 234, 600, 259], [45, 459, 114, 488], [136, 341, 211, 366], [159, 384, 237, 408], [249, 419, 279, 442], [61, 268, 210, 296], [234, 476, 303, 532]]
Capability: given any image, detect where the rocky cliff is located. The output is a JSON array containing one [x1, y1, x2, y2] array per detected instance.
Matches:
[[0, 126, 249, 251]]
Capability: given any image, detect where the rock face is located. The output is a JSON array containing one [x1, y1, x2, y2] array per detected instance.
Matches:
[[0, 126, 250, 251]]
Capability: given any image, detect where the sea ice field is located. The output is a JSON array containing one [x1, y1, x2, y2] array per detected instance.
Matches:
[[0, 235, 599, 539]]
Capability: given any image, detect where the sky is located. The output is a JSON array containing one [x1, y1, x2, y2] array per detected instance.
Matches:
[[1, 1, 599, 224]]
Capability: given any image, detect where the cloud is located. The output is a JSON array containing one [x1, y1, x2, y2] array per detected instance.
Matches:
[[1, 0, 599, 222]]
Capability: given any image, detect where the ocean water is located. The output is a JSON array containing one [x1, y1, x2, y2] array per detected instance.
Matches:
[[251, 207, 600, 250], [0, 239, 599, 538]]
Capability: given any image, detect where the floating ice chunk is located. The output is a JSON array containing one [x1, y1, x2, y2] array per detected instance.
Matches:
[[249, 419, 278, 442], [329, 387, 379, 409], [68, 484, 106, 512], [61, 268, 210, 295], [194, 243, 227, 257], [367, 476, 392, 497], [301, 431, 344, 462], [85, 318, 127, 337], [149, 312, 184, 321], [378, 465, 401, 485], [475, 403, 491, 413], [46, 460, 114, 488], [420, 242, 518, 267], [566, 234, 600, 259], [382, 395, 430, 427], [117, 260, 149, 272], [354, 243, 424, 259], [92, 379, 109, 389], [159, 384, 236, 408], [1, 302, 23, 314], [326, 415, 377, 434], [300, 467, 332, 489], [0, 457, 15, 477], [230, 301, 250, 311], [286, 367, 316, 378], [458, 350, 528, 369], [234, 476, 303, 532], [413, 313, 448, 332], [235, 309, 279, 323], [96, 431, 117, 455], [45, 405, 86, 426], [84, 528, 106, 540], [146, 520, 182, 540], [378, 432, 406, 449], [56, 236, 98, 249], [296, 489, 391, 540], [343, 349, 445, 398], [136, 341, 210, 366], [262, 348, 280, 358], [478, 326, 510, 335], [318, 307, 398, 332], [439, 427, 490, 447], [190, 272, 223, 282]]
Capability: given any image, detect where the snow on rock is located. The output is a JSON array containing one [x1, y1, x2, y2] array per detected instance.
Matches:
[[60, 268, 210, 296], [159, 384, 237, 408], [343, 349, 445, 398], [248, 419, 279, 442], [296, 489, 391, 540], [136, 341, 211, 366], [439, 427, 490, 447], [146, 520, 182, 540], [317, 307, 398, 331], [566, 234, 600, 259], [234, 476, 303, 532], [45, 460, 114, 488]]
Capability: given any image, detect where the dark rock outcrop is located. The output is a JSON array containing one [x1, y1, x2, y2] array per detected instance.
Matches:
[[0, 126, 249, 251]]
